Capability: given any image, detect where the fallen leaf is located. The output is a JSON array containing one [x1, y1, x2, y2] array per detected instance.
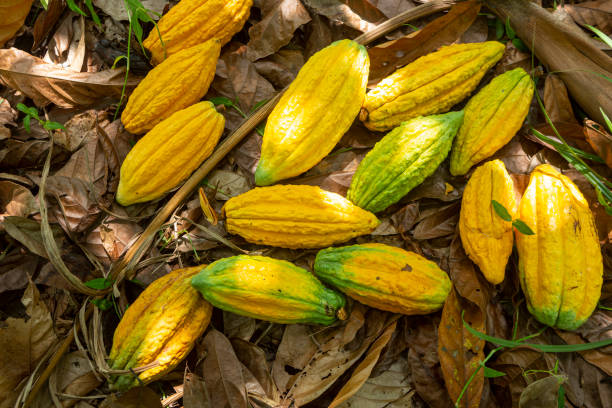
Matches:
[[564, 1, 612, 35], [183, 372, 210, 408], [100, 387, 162, 408], [206, 170, 251, 200], [0, 180, 37, 217], [202, 329, 249, 408], [518, 375, 566, 408], [367, 0, 415, 19], [329, 319, 399, 408], [0, 97, 16, 140], [32, 0, 66, 50], [412, 202, 460, 240], [247, 0, 311, 62], [0, 139, 62, 170], [0, 281, 59, 408], [223, 312, 258, 341], [584, 119, 612, 169], [3, 216, 64, 259], [544, 74, 577, 124], [0, 251, 39, 293], [232, 338, 281, 402], [0, 48, 140, 108], [368, 1, 480, 84], [302, 0, 379, 33], [93, 0, 167, 21]]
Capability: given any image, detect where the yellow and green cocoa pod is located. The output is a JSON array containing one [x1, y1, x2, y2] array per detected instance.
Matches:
[[255, 39, 370, 186], [109, 266, 212, 391], [191, 255, 347, 325], [459, 160, 517, 285], [223, 185, 380, 249], [121, 40, 221, 134], [117, 101, 225, 206], [360, 41, 505, 131], [143, 0, 252, 64], [314, 243, 451, 315], [516, 164, 603, 330], [347, 111, 464, 213], [450, 68, 535, 176], [0, 0, 33, 46]]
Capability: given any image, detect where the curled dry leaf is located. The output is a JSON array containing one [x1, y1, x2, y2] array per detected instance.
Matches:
[[518, 375, 566, 408], [368, 1, 480, 84], [199, 187, 219, 225], [0, 180, 37, 217], [3, 216, 64, 259], [247, 0, 312, 62], [0, 48, 140, 108], [543, 74, 577, 124], [563, 1, 612, 35], [584, 119, 612, 169], [0, 97, 16, 140], [0, 281, 58, 408], [0, 251, 39, 293]]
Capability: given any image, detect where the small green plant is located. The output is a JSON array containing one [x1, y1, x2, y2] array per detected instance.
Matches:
[[491, 200, 535, 235], [210, 96, 267, 136], [40, 0, 102, 25], [16, 103, 65, 132]]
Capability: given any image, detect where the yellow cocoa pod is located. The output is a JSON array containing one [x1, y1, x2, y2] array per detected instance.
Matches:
[[314, 243, 451, 315], [191, 255, 347, 325], [459, 160, 517, 284], [0, 0, 33, 46], [255, 39, 370, 186], [142, 0, 252, 64], [516, 164, 603, 330], [223, 185, 380, 249], [117, 101, 225, 206], [109, 266, 212, 391], [121, 40, 221, 134], [450, 68, 535, 176], [360, 41, 505, 131]]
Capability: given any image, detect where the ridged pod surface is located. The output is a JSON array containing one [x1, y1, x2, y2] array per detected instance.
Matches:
[[191, 255, 346, 325], [516, 165, 603, 330], [347, 111, 464, 213], [255, 40, 370, 186], [0, 0, 33, 46], [117, 101, 225, 205], [314, 243, 451, 315], [109, 266, 212, 391], [360, 41, 505, 131], [143, 0, 252, 64], [459, 160, 517, 284], [223, 185, 380, 249], [121, 40, 221, 134], [450, 68, 535, 176]]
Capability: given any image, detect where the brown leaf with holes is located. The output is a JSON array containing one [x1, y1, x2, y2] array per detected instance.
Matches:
[[544, 74, 577, 124], [0, 48, 140, 108], [584, 119, 612, 169], [368, 1, 480, 84]]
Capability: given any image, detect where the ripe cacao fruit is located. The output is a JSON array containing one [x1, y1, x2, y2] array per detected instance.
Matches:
[[191, 255, 346, 325], [117, 101, 225, 206], [516, 164, 603, 330], [121, 40, 221, 134], [0, 0, 33, 46], [450, 68, 534, 176], [314, 243, 451, 315], [255, 39, 370, 186], [223, 185, 380, 249], [109, 266, 212, 391], [347, 111, 464, 213], [360, 41, 505, 131], [143, 0, 252, 64], [459, 160, 517, 284]]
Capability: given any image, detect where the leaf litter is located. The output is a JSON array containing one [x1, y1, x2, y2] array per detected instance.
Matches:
[[0, 1, 611, 407]]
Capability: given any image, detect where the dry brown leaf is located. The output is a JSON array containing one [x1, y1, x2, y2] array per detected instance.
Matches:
[[487, 0, 612, 124], [0, 139, 61, 170], [0, 281, 59, 408], [0, 180, 37, 217], [584, 119, 612, 169], [543, 74, 577, 124], [0, 48, 140, 108], [4, 216, 64, 259], [367, 0, 415, 18], [293, 149, 365, 196], [183, 373, 210, 408], [412, 202, 460, 240], [202, 329, 249, 408], [0, 97, 16, 140], [100, 387, 162, 408], [302, 0, 380, 33], [438, 236, 490, 408], [232, 338, 281, 402], [368, 1, 480, 84], [494, 41, 532, 74], [518, 375, 566, 408], [32, 0, 66, 49], [247, 0, 311, 61], [564, 0, 612, 35], [328, 319, 399, 408], [341, 0, 388, 23]]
